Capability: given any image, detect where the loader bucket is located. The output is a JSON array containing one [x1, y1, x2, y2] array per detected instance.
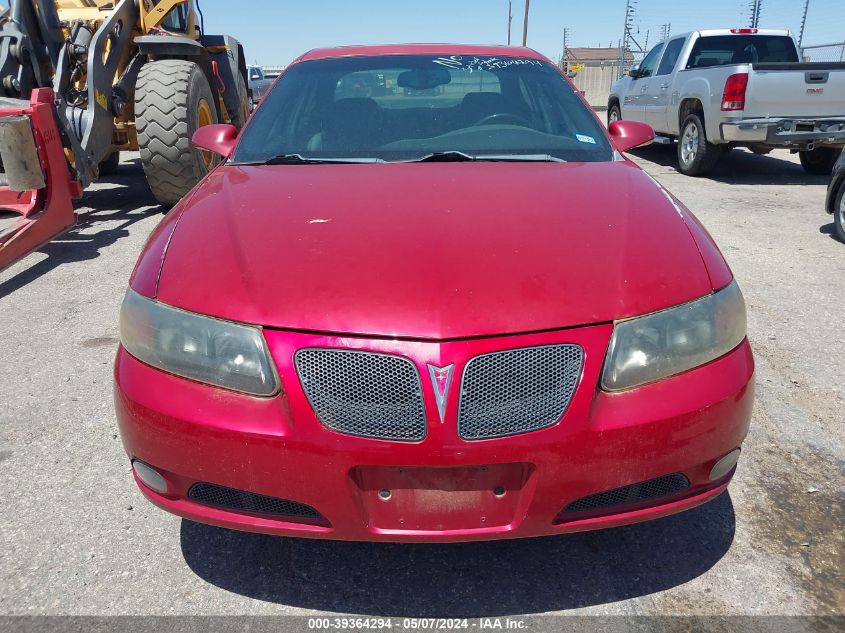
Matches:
[[0, 89, 82, 273]]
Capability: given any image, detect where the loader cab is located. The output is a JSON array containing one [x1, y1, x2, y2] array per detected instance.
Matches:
[[142, 0, 197, 37], [160, 5, 190, 33]]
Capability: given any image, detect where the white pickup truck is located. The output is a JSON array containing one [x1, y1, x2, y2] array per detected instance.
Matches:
[[608, 29, 845, 176]]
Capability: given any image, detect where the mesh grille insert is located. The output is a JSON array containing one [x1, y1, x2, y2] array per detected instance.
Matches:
[[457, 344, 583, 440], [563, 473, 690, 514], [188, 483, 320, 519], [295, 349, 427, 441]]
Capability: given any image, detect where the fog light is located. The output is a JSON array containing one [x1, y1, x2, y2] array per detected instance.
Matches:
[[132, 460, 167, 493], [709, 449, 741, 481]]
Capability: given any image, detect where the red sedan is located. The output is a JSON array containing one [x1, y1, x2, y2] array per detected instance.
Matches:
[[115, 45, 754, 542]]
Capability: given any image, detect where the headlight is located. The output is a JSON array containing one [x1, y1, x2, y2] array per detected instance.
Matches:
[[119, 289, 279, 396], [602, 281, 747, 391]]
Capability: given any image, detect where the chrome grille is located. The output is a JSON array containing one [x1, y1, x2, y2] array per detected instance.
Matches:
[[295, 349, 426, 441], [458, 344, 583, 440]]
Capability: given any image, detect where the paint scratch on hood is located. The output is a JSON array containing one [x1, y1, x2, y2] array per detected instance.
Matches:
[[643, 172, 686, 219]]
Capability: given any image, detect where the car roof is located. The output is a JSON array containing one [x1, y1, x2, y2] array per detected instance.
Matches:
[[295, 44, 549, 63]]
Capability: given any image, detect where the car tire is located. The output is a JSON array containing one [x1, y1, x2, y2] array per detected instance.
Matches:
[[135, 60, 219, 207], [677, 113, 722, 176], [98, 150, 120, 176], [799, 147, 839, 176], [834, 183, 845, 244], [608, 103, 622, 125]]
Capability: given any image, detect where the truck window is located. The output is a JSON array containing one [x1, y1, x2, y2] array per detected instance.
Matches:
[[686, 35, 798, 69], [637, 44, 665, 78], [656, 38, 685, 76]]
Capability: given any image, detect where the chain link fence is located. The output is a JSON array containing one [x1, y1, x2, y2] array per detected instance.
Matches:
[[801, 42, 845, 62]]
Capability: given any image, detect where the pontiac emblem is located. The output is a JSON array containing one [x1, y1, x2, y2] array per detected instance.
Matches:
[[427, 364, 455, 423]]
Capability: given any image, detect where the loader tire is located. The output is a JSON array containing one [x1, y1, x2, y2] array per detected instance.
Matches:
[[228, 74, 251, 129], [135, 60, 219, 207]]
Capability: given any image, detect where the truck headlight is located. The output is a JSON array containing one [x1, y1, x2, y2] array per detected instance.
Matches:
[[119, 289, 279, 396], [602, 281, 747, 391]]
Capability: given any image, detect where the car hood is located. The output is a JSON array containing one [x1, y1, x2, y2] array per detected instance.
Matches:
[[154, 161, 717, 339]]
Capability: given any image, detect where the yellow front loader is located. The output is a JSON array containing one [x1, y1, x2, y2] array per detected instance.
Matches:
[[0, 0, 250, 271]]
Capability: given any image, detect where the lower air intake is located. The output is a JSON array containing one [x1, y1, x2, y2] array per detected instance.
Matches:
[[188, 482, 321, 520], [563, 473, 690, 514]]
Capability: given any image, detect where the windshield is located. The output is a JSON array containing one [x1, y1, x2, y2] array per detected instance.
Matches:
[[232, 54, 613, 164]]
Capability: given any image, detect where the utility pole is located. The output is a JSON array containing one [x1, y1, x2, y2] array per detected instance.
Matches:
[[798, 0, 810, 47], [522, 0, 530, 47], [562, 28, 571, 71], [507, 0, 513, 45], [660, 23, 671, 41], [619, 0, 636, 79], [748, 0, 763, 28]]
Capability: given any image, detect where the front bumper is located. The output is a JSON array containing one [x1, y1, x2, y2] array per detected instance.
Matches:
[[114, 325, 755, 543], [721, 117, 845, 146]]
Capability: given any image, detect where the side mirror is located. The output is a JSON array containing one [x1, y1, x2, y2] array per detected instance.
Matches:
[[608, 120, 655, 153], [192, 124, 238, 158], [628, 63, 641, 79]]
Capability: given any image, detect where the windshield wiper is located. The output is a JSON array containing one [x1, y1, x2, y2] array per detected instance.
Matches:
[[408, 152, 566, 163], [475, 154, 567, 162], [413, 151, 476, 163], [242, 154, 384, 166]]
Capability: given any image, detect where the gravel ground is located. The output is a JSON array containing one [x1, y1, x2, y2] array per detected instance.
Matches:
[[0, 149, 843, 618]]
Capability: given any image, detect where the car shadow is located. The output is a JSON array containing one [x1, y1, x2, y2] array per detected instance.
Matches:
[[180, 491, 735, 616], [819, 222, 844, 244], [630, 144, 830, 186], [0, 158, 163, 299]]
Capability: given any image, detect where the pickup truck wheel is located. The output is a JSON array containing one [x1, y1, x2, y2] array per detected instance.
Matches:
[[799, 147, 839, 176], [608, 104, 621, 125], [834, 184, 845, 243], [677, 113, 721, 176]]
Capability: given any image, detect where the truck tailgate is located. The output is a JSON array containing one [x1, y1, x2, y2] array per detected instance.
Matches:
[[744, 63, 845, 118]]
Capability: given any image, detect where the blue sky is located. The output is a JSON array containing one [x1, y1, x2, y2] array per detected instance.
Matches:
[[199, 0, 843, 66]]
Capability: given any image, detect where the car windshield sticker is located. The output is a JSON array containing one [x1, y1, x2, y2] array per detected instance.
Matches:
[[432, 56, 545, 72], [576, 134, 597, 144]]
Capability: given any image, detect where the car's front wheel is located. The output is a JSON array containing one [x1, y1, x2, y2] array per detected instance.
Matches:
[[834, 182, 845, 243], [677, 113, 722, 176], [608, 103, 621, 125]]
